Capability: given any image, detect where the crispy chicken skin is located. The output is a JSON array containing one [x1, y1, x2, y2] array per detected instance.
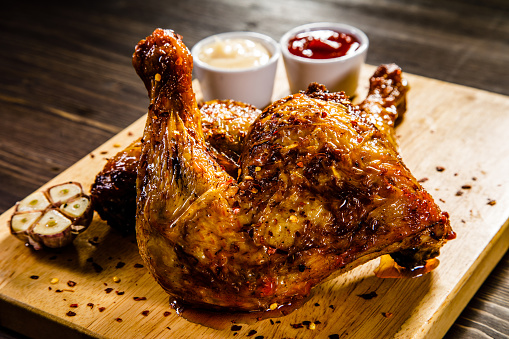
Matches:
[[91, 100, 260, 232], [133, 29, 454, 312], [91, 66, 406, 234], [200, 100, 261, 175]]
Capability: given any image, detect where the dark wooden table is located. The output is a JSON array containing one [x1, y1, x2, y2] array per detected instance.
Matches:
[[1, 0, 508, 338]]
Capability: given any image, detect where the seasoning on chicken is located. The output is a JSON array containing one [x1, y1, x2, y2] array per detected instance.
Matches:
[[91, 101, 261, 233], [133, 28, 454, 312], [91, 66, 407, 235]]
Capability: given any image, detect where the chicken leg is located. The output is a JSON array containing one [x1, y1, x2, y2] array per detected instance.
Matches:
[[134, 29, 454, 312]]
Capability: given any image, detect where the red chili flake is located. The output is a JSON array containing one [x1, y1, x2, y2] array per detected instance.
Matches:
[[116, 262, 126, 269], [296, 161, 304, 168], [461, 185, 472, 189], [87, 303, 94, 309], [231, 325, 242, 331], [133, 297, 147, 301], [382, 312, 394, 318], [141, 310, 150, 316], [291, 323, 304, 329], [116, 291, 125, 295], [247, 329, 257, 336], [98, 307, 106, 312], [487, 199, 497, 206], [163, 311, 171, 317], [436, 166, 445, 172], [267, 247, 276, 255], [105, 288, 114, 293], [70, 304, 78, 308], [321, 112, 327, 118], [115, 318, 122, 322], [358, 291, 378, 300], [66, 311, 76, 317], [134, 263, 144, 268], [67, 280, 77, 287]]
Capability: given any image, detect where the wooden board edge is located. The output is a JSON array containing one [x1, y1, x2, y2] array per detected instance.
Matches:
[[0, 293, 101, 339], [397, 218, 509, 339]]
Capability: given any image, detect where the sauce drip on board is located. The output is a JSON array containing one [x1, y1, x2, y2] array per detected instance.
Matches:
[[288, 29, 360, 59], [170, 296, 309, 330], [374, 254, 440, 279]]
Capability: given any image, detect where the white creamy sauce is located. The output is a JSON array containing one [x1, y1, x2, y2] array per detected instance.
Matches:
[[198, 38, 270, 69]]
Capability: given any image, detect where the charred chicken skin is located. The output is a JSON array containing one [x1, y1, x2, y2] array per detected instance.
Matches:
[[133, 29, 453, 312], [91, 139, 142, 233]]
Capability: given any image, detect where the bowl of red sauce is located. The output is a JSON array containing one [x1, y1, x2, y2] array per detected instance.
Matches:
[[280, 22, 369, 97]]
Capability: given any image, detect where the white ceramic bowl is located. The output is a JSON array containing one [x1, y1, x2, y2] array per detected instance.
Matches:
[[280, 22, 369, 97], [191, 32, 280, 108]]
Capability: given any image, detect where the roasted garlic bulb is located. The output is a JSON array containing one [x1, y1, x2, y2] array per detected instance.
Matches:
[[9, 182, 93, 250]]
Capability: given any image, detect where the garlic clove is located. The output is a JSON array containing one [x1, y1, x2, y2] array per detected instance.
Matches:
[[30, 209, 74, 248], [17, 192, 50, 212], [10, 211, 42, 242], [49, 182, 82, 204], [32, 209, 72, 235], [60, 196, 90, 218]]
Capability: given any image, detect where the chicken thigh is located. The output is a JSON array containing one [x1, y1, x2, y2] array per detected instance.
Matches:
[[134, 29, 454, 312]]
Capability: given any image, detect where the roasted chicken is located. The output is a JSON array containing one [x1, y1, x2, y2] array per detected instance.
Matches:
[[91, 100, 260, 232], [133, 28, 454, 312], [91, 63, 407, 235]]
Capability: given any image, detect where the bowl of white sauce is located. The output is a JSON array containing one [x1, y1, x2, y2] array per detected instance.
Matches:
[[191, 32, 280, 108]]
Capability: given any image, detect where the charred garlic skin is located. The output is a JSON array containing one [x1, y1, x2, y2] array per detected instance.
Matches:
[[8, 182, 93, 250]]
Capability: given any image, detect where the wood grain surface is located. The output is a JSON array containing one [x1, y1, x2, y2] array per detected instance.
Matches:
[[1, 0, 508, 338]]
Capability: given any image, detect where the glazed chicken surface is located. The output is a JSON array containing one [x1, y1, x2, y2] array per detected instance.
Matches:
[[91, 100, 260, 232], [132, 29, 453, 312]]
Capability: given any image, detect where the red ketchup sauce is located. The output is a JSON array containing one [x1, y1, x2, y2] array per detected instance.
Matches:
[[288, 29, 360, 59]]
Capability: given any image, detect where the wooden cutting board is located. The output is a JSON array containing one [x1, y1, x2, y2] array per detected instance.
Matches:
[[1, 63, 508, 339]]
